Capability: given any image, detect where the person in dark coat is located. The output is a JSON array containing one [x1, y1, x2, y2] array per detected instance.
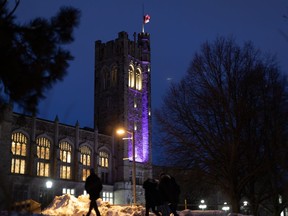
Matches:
[[143, 178, 162, 216], [85, 168, 103, 216], [159, 173, 181, 216]]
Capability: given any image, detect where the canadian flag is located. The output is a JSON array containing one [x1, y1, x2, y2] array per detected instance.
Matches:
[[144, 14, 150, 24]]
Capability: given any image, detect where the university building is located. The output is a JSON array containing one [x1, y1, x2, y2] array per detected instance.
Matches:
[[0, 31, 152, 210]]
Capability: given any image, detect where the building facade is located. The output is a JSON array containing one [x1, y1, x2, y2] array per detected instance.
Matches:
[[0, 31, 152, 210]]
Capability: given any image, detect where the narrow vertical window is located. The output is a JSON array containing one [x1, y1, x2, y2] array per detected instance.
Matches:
[[36, 137, 51, 177], [80, 145, 91, 181], [99, 151, 109, 184], [11, 132, 27, 174], [135, 68, 142, 90], [128, 64, 135, 88], [59, 141, 72, 179], [99, 151, 109, 168]]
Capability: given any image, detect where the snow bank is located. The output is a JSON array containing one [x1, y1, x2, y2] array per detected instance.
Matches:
[[42, 194, 147, 216], [41, 194, 228, 216]]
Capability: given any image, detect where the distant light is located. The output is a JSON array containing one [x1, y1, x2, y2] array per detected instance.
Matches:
[[243, 201, 248, 206], [222, 206, 230, 211], [279, 195, 283, 204], [166, 77, 172, 81], [46, 181, 53, 189], [199, 204, 207, 210], [199, 200, 207, 210], [222, 202, 230, 211]]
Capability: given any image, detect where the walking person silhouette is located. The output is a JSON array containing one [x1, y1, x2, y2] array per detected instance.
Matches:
[[85, 168, 103, 216]]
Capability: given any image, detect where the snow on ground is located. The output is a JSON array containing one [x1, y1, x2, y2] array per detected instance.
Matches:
[[41, 194, 228, 216]]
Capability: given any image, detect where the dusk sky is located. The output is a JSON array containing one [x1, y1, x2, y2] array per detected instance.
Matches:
[[14, 0, 288, 129]]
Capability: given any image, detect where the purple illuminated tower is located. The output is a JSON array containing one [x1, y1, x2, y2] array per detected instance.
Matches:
[[94, 32, 152, 204]]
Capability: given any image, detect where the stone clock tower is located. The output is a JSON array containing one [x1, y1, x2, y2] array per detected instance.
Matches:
[[94, 31, 152, 204]]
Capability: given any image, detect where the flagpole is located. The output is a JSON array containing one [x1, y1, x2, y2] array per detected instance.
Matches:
[[142, 4, 144, 33]]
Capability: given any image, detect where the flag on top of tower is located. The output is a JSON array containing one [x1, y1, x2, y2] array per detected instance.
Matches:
[[144, 14, 150, 24]]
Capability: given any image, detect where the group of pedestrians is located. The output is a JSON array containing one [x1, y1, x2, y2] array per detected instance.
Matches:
[[143, 173, 181, 216], [84, 168, 180, 216]]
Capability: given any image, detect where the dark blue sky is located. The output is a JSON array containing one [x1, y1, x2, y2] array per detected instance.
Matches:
[[14, 0, 288, 128]]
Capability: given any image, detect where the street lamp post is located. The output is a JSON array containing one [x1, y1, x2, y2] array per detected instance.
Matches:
[[116, 128, 137, 205], [45, 180, 53, 208]]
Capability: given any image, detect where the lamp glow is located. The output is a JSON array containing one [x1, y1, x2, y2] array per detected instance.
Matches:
[[199, 200, 207, 210], [116, 129, 126, 135], [46, 181, 53, 189]]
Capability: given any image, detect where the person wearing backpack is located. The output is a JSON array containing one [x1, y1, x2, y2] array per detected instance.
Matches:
[[85, 168, 103, 216]]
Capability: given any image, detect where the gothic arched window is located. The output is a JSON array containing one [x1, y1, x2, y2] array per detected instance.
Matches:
[[135, 68, 142, 90], [99, 151, 109, 184], [80, 145, 91, 181], [128, 64, 135, 88], [99, 151, 109, 168], [36, 137, 51, 177], [11, 132, 27, 174], [59, 141, 72, 179]]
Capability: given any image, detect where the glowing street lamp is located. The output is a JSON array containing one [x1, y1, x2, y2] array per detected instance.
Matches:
[[243, 200, 248, 206], [199, 199, 207, 210], [116, 128, 136, 205], [44, 180, 53, 209], [222, 202, 230, 212], [46, 180, 53, 189]]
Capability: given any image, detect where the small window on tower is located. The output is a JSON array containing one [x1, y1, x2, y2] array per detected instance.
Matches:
[[135, 68, 142, 91], [128, 64, 135, 88], [134, 97, 137, 108]]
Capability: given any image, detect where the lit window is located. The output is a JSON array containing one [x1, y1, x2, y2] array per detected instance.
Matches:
[[59, 141, 72, 179], [11, 132, 27, 174], [60, 141, 72, 163], [37, 162, 49, 177], [80, 145, 91, 181], [62, 188, 75, 196], [128, 64, 135, 88], [134, 97, 137, 108], [99, 151, 109, 168], [102, 191, 113, 204], [11, 158, 26, 174], [135, 68, 142, 90], [36, 137, 51, 177]]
